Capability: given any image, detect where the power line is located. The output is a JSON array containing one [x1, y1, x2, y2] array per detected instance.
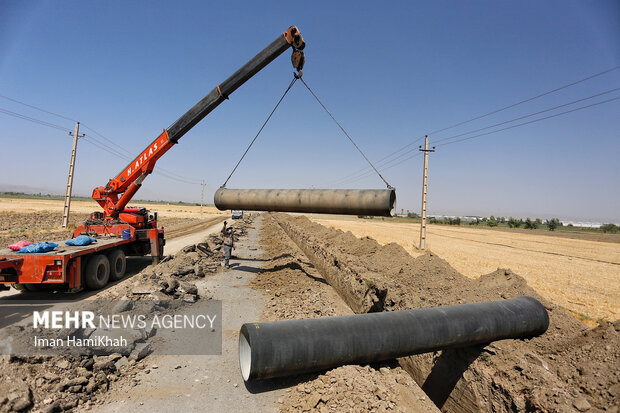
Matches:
[[81, 125, 202, 183], [335, 93, 620, 184], [426, 64, 620, 137], [330, 140, 428, 186], [81, 136, 202, 185], [329, 65, 620, 185], [0, 107, 73, 133], [0, 93, 202, 184], [337, 153, 424, 187], [81, 124, 135, 156], [432, 87, 620, 145], [328, 135, 426, 186], [0, 93, 78, 123], [436, 95, 620, 147]]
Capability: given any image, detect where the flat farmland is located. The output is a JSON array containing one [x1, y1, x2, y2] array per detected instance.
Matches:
[[0, 197, 225, 247], [310, 216, 620, 321], [0, 197, 222, 218]]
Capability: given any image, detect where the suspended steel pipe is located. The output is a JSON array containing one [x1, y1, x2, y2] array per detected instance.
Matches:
[[214, 188, 396, 217], [239, 296, 549, 381]]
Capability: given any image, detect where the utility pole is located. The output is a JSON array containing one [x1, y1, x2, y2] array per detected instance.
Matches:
[[418, 135, 435, 250], [200, 180, 205, 215], [62, 122, 84, 228]]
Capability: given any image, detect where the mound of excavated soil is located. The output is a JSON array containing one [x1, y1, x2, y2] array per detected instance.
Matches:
[[253, 215, 438, 412], [282, 364, 438, 413], [272, 213, 619, 413]]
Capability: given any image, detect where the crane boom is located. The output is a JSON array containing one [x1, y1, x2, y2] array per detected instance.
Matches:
[[92, 26, 305, 220]]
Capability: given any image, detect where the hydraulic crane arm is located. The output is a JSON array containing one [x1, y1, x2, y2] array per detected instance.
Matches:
[[93, 26, 305, 219]]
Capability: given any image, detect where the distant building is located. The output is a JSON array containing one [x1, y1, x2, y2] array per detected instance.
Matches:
[[561, 221, 602, 228]]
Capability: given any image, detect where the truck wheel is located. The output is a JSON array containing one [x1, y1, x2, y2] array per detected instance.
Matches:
[[85, 254, 110, 290], [108, 249, 126, 281], [158, 235, 165, 258], [23, 284, 45, 292], [12, 284, 44, 292]]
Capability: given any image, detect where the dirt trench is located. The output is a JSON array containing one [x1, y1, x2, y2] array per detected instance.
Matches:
[[253, 214, 439, 412], [268, 213, 619, 413]]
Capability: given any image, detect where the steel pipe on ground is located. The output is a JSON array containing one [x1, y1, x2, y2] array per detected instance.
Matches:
[[239, 296, 549, 381], [214, 188, 396, 217]]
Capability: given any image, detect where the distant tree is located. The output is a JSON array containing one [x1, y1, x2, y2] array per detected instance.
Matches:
[[507, 217, 522, 228], [407, 212, 420, 219], [524, 218, 538, 229], [487, 216, 498, 227], [500, 216, 506, 223], [601, 223, 619, 234], [547, 218, 562, 231]]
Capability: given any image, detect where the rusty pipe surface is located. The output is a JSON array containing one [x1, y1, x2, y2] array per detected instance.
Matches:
[[214, 188, 396, 217]]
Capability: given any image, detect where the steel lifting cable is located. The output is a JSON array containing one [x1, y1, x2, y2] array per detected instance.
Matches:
[[221, 76, 298, 187], [298, 77, 393, 189]]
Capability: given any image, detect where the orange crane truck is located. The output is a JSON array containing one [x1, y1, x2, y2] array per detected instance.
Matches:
[[0, 26, 305, 292]]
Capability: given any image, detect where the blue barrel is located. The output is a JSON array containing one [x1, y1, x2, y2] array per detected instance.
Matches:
[[122, 229, 131, 240]]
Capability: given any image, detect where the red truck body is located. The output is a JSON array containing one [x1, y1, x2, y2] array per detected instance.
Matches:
[[0, 215, 164, 291]]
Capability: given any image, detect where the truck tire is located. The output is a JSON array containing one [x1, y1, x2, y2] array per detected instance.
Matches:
[[85, 254, 110, 290], [12, 284, 27, 292], [108, 249, 126, 281], [12, 284, 44, 292]]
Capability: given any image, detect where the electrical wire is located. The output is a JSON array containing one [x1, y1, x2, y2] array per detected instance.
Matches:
[[337, 153, 424, 186], [81, 128, 203, 184], [330, 141, 426, 186], [435, 95, 620, 148], [328, 65, 620, 185], [0, 107, 73, 132], [336, 90, 620, 184], [81, 124, 135, 156], [432, 87, 620, 145], [81, 136, 203, 185], [0, 93, 203, 185], [426, 65, 620, 137], [327, 135, 426, 186], [0, 93, 78, 123]]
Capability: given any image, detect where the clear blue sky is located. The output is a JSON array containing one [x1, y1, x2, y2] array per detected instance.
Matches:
[[1, 1, 619, 222]]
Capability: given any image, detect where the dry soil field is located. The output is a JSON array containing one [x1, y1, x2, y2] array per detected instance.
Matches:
[[2, 197, 618, 322], [0, 197, 225, 248], [0, 197, 222, 217], [309, 216, 620, 322]]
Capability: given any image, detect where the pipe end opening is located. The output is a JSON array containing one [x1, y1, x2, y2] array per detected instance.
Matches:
[[239, 329, 252, 381], [389, 189, 397, 217]]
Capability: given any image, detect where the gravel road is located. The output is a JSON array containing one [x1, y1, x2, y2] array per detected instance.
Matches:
[[88, 216, 284, 412]]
